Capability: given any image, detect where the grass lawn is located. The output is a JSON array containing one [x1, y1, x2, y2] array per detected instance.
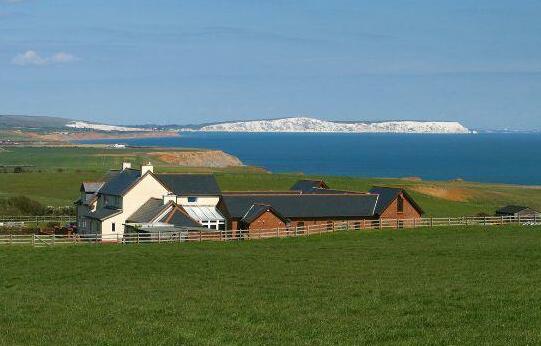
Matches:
[[1, 226, 540, 345]]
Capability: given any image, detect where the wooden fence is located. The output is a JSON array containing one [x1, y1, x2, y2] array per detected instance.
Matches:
[[0, 215, 540, 247], [0, 215, 75, 228]]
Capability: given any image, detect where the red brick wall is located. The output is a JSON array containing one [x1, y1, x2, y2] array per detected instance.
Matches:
[[247, 211, 286, 231], [379, 192, 422, 219]]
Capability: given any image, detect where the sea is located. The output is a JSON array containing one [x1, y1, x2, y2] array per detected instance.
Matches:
[[78, 132, 541, 185]]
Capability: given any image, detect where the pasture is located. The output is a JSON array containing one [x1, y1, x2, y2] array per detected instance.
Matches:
[[1, 226, 540, 345]]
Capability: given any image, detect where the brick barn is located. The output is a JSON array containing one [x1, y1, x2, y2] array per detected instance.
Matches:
[[217, 180, 424, 234]]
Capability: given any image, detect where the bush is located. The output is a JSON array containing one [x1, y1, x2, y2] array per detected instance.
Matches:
[[5, 196, 46, 215]]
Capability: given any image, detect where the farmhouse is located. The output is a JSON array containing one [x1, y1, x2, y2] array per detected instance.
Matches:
[[75, 162, 424, 238], [76, 162, 225, 239]]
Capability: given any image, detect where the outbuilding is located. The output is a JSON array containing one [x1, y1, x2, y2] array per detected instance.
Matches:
[[495, 205, 540, 217]]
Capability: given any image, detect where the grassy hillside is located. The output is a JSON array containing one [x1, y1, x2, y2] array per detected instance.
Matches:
[[1, 146, 540, 216], [0, 114, 70, 129], [1, 227, 540, 345]]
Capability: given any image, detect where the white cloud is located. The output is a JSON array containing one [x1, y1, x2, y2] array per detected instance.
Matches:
[[11, 50, 47, 65], [11, 50, 79, 66], [50, 52, 78, 63]]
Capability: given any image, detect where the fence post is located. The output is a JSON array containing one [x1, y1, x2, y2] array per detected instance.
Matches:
[[501, 216, 504, 225], [199, 230, 202, 242], [158, 231, 161, 243], [52, 234, 55, 246], [448, 217, 451, 226], [518, 215, 521, 224], [430, 218, 433, 228], [276, 228, 279, 237]]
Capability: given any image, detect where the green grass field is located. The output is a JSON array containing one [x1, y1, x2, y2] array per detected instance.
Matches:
[[1, 146, 541, 216], [1, 226, 540, 345]]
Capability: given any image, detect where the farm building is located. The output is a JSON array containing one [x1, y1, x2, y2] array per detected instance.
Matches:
[[75, 162, 424, 239], [495, 205, 540, 217], [217, 183, 424, 233]]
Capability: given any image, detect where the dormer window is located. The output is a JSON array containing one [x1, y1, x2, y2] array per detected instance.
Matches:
[[187, 196, 198, 203]]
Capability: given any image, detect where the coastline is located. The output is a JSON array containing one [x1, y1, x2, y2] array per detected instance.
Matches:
[[26, 130, 181, 142]]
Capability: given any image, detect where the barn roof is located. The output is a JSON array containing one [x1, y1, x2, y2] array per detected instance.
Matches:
[[369, 187, 424, 216], [221, 193, 378, 219], [240, 204, 288, 224], [496, 205, 537, 214], [290, 179, 329, 192]]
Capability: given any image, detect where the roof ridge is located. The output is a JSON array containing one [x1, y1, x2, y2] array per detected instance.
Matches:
[[223, 192, 376, 196]]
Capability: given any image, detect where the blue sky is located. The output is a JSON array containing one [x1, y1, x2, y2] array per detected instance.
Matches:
[[1, 0, 540, 129]]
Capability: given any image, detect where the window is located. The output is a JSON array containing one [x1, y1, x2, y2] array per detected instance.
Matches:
[[397, 196, 404, 213], [103, 194, 121, 209], [187, 196, 198, 203], [111, 223, 116, 232]]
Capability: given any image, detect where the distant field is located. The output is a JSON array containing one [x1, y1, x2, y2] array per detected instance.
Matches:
[[1, 227, 540, 345], [1, 146, 541, 216]]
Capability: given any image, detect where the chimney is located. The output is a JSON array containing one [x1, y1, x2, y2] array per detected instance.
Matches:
[[122, 162, 131, 170], [141, 162, 153, 176], [163, 193, 176, 205]]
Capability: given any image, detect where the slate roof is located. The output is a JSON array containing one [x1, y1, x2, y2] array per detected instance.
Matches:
[[81, 181, 104, 193], [84, 208, 122, 220], [304, 187, 363, 195], [220, 193, 378, 219], [369, 187, 423, 216], [496, 205, 538, 214], [240, 204, 288, 224], [99, 169, 142, 196], [127, 198, 202, 227], [156, 174, 221, 196], [127, 198, 169, 223], [159, 207, 202, 228], [290, 179, 329, 192], [82, 193, 99, 206]]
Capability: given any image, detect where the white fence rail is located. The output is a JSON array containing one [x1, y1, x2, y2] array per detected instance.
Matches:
[[0, 215, 75, 227], [0, 215, 540, 247]]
